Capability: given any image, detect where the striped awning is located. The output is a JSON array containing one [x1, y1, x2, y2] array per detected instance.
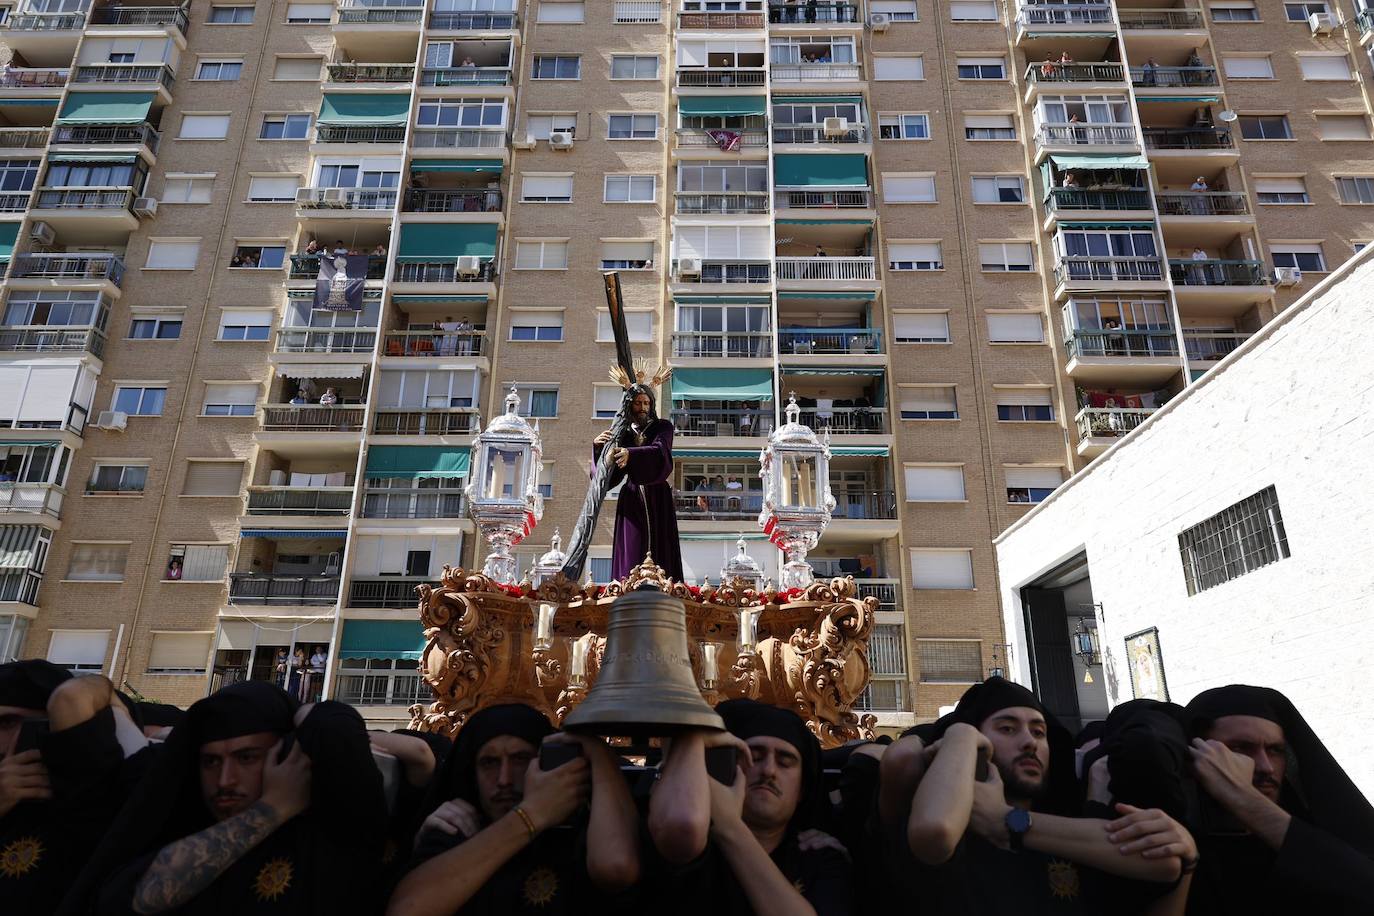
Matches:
[[239, 528, 348, 539], [0, 525, 41, 570], [832, 446, 890, 456], [674, 448, 757, 459]]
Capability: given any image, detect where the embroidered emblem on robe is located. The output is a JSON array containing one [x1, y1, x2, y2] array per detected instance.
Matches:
[[0, 837, 42, 878], [523, 866, 558, 906], [1047, 858, 1081, 899], [254, 857, 294, 901]]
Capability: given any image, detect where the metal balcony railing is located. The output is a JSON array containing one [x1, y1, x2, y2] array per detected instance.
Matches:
[[72, 63, 175, 88], [1038, 123, 1138, 146], [1360, 7, 1374, 32], [677, 10, 765, 28], [677, 68, 766, 87], [392, 259, 495, 283], [1182, 329, 1250, 361], [1018, 4, 1113, 26], [795, 406, 888, 434], [336, 672, 425, 706], [1065, 328, 1179, 359], [428, 10, 517, 28], [673, 261, 771, 283], [675, 192, 769, 214], [1131, 66, 1219, 88], [774, 188, 872, 209], [0, 402, 87, 434], [1155, 192, 1250, 216], [770, 63, 862, 82], [50, 122, 160, 152], [404, 188, 502, 213], [671, 331, 772, 358], [348, 577, 428, 609], [0, 128, 50, 149], [1023, 62, 1125, 84], [0, 67, 68, 88], [0, 192, 31, 212], [767, 2, 859, 23], [614, 0, 662, 21], [857, 679, 911, 712], [275, 328, 377, 353], [831, 490, 897, 520], [245, 487, 354, 515], [372, 407, 480, 436], [260, 404, 367, 432], [674, 128, 769, 148], [88, 5, 189, 31], [775, 256, 876, 281], [336, 5, 423, 22], [412, 127, 507, 149], [33, 188, 134, 211], [675, 489, 764, 519], [382, 330, 487, 357], [771, 123, 868, 143], [1055, 256, 1164, 283], [0, 326, 106, 357], [4, 12, 86, 30], [228, 574, 341, 605], [1117, 8, 1205, 28], [1142, 127, 1233, 150], [419, 66, 512, 86], [1168, 259, 1269, 286], [1076, 407, 1155, 441], [10, 253, 126, 283], [325, 62, 416, 83], [359, 489, 465, 519], [295, 187, 398, 210], [1045, 188, 1152, 212], [0, 569, 43, 606], [0, 483, 63, 518], [289, 254, 387, 279], [777, 327, 882, 354], [856, 578, 899, 611], [671, 408, 774, 438], [315, 125, 407, 144]]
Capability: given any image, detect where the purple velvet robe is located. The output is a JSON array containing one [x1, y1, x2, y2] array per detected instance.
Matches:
[[593, 417, 684, 583]]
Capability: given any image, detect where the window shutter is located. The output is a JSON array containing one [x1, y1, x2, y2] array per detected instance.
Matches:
[[888, 242, 941, 261], [893, 314, 949, 342], [147, 240, 200, 270], [601, 241, 653, 262], [48, 630, 110, 668], [220, 309, 272, 328], [183, 461, 244, 496], [18, 365, 79, 422], [248, 176, 300, 200], [737, 226, 771, 259], [1005, 467, 1064, 490], [904, 466, 966, 501], [1298, 55, 1352, 80], [917, 640, 983, 682], [180, 115, 229, 139], [148, 632, 213, 671], [949, 0, 997, 18], [1222, 56, 1272, 78], [964, 114, 1012, 129], [67, 544, 129, 581], [537, 0, 584, 21], [1254, 177, 1306, 195], [1318, 115, 1370, 139], [204, 383, 259, 406], [958, 56, 1004, 67], [910, 550, 975, 589], [286, 3, 333, 19], [874, 57, 923, 80], [996, 387, 1052, 407], [882, 175, 936, 202], [512, 311, 563, 328], [521, 175, 573, 200], [677, 41, 707, 67], [181, 545, 230, 581], [593, 387, 622, 414], [274, 57, 322, 80], [987, 313, 1044, 342], [900, 387, 957, 412]]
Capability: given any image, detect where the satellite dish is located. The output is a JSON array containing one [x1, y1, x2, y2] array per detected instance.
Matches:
[[1217, 109, 1238, 122]]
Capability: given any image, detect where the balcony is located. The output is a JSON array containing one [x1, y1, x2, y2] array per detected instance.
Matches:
[[348, 577, 427, 609], [9, 253, 126, 284], [325, 62, 416, 84], [428, 10, 518, 28], [0, 326, 106, 357], [613, 0, 662, 21], [315, 124, 406, 144], [770, 63, 861, 83], [1182, 328, 1249, 362], [1044, 188, 1152, 214], [1117, 8, 1205, 29], [796, 406, 887, 434], [672, 261, 771, 284], [1055, 257, 1165, 285], [359, 488, 465, 519], [404, 188, 502, 213], [1075, 407, 1155, 455], [336, 670, 425, 706], [671, 331, 772, 358], [419, 66, 512, 87], [675, 128, 768, 150], [832, 490, 897, 521], [0, 67, 68, 89], [372, 407, 479, 436], [295, 187, 399, 211], [1168, 259, 1268, 287], [0, 402, 87, 435], [677, 10, 766, 28], [89, 4, 188, 31], [0, 483, 63, 518], [1155, 192, 1250, 217], [50, 122, 160, 154], [774, 188, 873, 209], [677, 68, 767, 88], [1023, 62, 1125, 86], [32, 187, 135, 217], [72, 63, 175, 90], [672, 408, 773, 438], [767, 2, 859, 23], [0, 128, 50, 150], [1017, 4, 1113, 27], [1142, 127, 1234, 151], [675, 489, 764, 520], [3, 12, 86, 30], [855, 578, 898, 611], [337, 1, 424, 23], [675, 192, 769, 214], [381, 330, 487, 358], [0, 191, 31, 212], [245, 487, 354, 515], [275, 327, 377, 353], [775, 256, 876, 282], [1065, 328, 1179, 360], [229, 573, 341, 605], [1037, 123, 1138, 149], [412, 127, 507, 149], [260, 404, 367, 432], [1130, 66, 1218, 89], [771, 123, 868, 144], [289, 254, 387, 279], [1360, 7, 1374, 33], [392, 259, 495, 284], [777, 327, 881, 355]]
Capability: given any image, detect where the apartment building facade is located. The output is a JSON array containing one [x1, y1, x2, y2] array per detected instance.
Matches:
[[0, 0, 1369, 724]]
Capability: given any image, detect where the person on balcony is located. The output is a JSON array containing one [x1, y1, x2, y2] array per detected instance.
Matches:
[[304, 238, 321, 257], [1041, 54, 1059, 79], [1142, 57, 1159, 86], [319, 388, 339, 407]]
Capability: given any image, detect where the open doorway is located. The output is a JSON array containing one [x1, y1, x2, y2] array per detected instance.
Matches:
[[1019, 552, 1109, 734]]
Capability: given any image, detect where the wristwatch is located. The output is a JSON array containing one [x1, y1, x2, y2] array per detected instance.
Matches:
[[1005, 807, 1033, 852]]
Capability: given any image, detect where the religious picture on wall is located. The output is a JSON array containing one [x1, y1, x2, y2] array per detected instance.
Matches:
[[1125, 626, 1168, 701]]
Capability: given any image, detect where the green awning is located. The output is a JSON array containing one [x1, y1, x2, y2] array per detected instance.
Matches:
[[773, 153, 867, 187], [1058, 221, 1156, 230], [772, 95, 864, 105], [392, 294, 489, 303], [397, 223, 498, 260], [674, 448, 756, 458], [46, 153, 139, 164], [340, 620, 427, 660], [56, 91, 154, 124], [777, 291, 877, 300], [0, 525, 41, 570], [678, 95, 767, 116], [776, 219, 872, 226], [318, 93, 410, 125], [1049, 154, 1149, 170], [671, 367, 773, 401], [0, 223, 18, 261], [0, 440, 57, 447], [832, 446, 890, 456], [410, 159, 503, 173], [673, 295, 772, 305], [365, 446, 469, 479], [0, 98, 58, 107], [1136, 96, 1218, 103], [240, 528, 347, 538]]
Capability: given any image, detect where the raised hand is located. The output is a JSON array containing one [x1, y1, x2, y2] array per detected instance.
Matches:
[[594, 429, 614, 446], [0, 749, 51, 817], [420, 799, 481, 842], [968, 760, 1013, 848], [261, 739, 312, 823], [1189, 738, 1258, 808], [1106, 803, 1197, 864], [519, 744, 590, 832]]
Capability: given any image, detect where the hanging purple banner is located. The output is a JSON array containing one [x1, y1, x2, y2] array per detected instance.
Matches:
[[315, 254, 368, 311]]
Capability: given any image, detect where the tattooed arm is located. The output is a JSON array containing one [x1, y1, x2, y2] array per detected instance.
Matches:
[[132, 740, 312, 914]]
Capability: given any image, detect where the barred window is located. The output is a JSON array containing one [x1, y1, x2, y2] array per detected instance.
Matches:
[[857, 624, 910, 711], [1179, 485, 1290, 595], [917, 639, 982, 683]]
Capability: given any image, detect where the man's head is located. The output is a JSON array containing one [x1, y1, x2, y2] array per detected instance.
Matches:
[[1205, 715, 1287, 803], [185, 681, 297, 821], [979, 707, 1051, 802], [473, 733, 538, 821], [0, 660, 71, 759], [717, 699, 825, 843], [426, 703, 554, 828], [199, 732, 278, 821], [741, 734, 803, 834]]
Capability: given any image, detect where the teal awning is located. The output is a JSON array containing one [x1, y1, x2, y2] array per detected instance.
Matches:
[[773, 153, 867, 187], [678, 95, 767, 116], [772, 95, 864, 105], [240, 528, 347, 538], [673, 295, 772, 305], [318, 93, 410, 125], [0, 98, 58, 107], [672, 367, 773, 401], [1136, 96, 1218, 103], [1058, 221, 1156, 230], [832, 446, 889, 456], [0, 525, 40, 570], [392, 294, 489, 303], [340, 620, 426, 660], [46, 152, 139, 164], [781, 367, 885, 377], [397, 223, 498, 260], [674, 448, 755, 458], [410, 159, 503, 173], [1049, 154, 1149, 170], [776, 219, 872, 226], [56, 91, 154, 124], [0, 223, 18, 261], [777, 291, 876, 301], [365, 446, 469, 479], [0, 440, 57, 447]]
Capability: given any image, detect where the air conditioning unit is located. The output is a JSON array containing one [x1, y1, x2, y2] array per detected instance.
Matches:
[[132, 197, 157, 218], [868, 11, 891, 30], [676, 256, 702, 278], [512, 135, 537, 150], [549, 131, 574, 150], [1273, 266, 1302, 286], [322, 187, 349, 205], [823, 116, 850, 137], [1308, 11, 1335, 32], [456, 255, 482, 276], [28, 221, 54, 245], [94, 410, 128, 431]]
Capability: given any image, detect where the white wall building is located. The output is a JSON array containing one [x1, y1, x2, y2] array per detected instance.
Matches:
[[993, 249, 1374, 798]]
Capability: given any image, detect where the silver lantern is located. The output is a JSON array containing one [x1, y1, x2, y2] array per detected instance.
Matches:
[[467, 386, 544, 583], [758, 393, 835, 589]]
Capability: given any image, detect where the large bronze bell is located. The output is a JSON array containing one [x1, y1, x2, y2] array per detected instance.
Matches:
[[563, 585, 724, 736]]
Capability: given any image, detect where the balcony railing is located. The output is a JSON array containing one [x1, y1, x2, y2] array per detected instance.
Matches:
[[672, 408, 774, 438], [275, 328, 377, 353], [1130, 66, 1219, 88], [1038, 123, 1138, 146], [412, 127, 507, 148], [677, 68, 766, 87], [295, 187, 398, 210], [1045, 188, 1152, 212], [767, 2, 860, 23], [260, 404, 367, 432], [674, 128, 769, 148], [614, 0, 662, 21], [856, 578, 898, 611], [1018, 4, 1113, 26], [359, 489, 465, 518], [1055, 256, 1164, 283], [677, 10, 765, 28], [72, 63, 175, 88], [796, 406, 887, 434], [228, 574, 341, 605], [337, 5, 423, 22], [325, 62, 416, 83], [675, 489, 764, 519], [245, 486, 354, 515], [315, 124, 406, 144], [1076, 407, 1155, 441], [88, 5, 189, 31], [372, 407, 480, 436], [775, 256, 876, 281], [771, 123, 868, 143], [0, 326, 106, 357], [0, 483, 63, 518], [1168, 259, 1268, 287], [673, 261, 771, 283], [777, 327, 881, 354], [289, 254, 387, 279], [33, 188, 134, 211], [1142, 127, 1233, 150], [0, 67, 68, 88], [393, 259, 495, 283], [0, 128, 50, 149], [770, 63, 861, 82], [428, 10, 518, 28], [10, 253, 125, 284], [0, 402, 87, 435], [1155, 192, 1250, 217], [832, 489, 897, 520], [774, 188, 873, 209], [1117, 8, 1205, 28], [50, 122, 160, 152], [1360, 7, 1374, 32], [382, 330, 487, 357], [1023, 62, 1125, 84], [0, 192, 31, 212], [419, 66, 513, 86], [4, 12, 85, 30], [1182, 328, 1250, 361], [671, 331, 772, 358], [349, 577, 428, 609], [404, 188, 502, 213], [1065, 328, 1179, 359], [675, 192, 769, 214], [336, 671, 425, 706]]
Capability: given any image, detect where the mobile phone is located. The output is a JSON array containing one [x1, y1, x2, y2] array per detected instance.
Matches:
[[540, 741, 583, 771], [706, 745, 739, 785], [15, 718, 49, 755], [975, 751, 990, 783]]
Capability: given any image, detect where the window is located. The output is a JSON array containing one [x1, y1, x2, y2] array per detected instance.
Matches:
[[147, 631, 213, 673], [66, 544, 129, 583], [604, 175, 656, 203], [182, 461, 245, 497], [956, 57, 1006, 80], [0, 158, 37, 192], [987, 312, 1044, 342], [1221, 56, 1273, 78], [512, 386, 560, 417], [1298, 55, 1352, 80], [217, 310, 271, 340], [88, 463, 147, 493], [1239, 115, 1291, 140], [247, 175, 300, 202], [1006, 466, 1062, 503], [611, 55, 659, 79], [600, 240, 654, 270], [113, 386, 167, 416], [1335, 176, 1374, 203], [1253, 177, 1310, 204], [47, 629, 111, 670], [870, 0, 918, 19], [910, 549, 975, 589], [208, 5, 254, 23], [195, 59, 243, 81], [532, 55, 580, 79], [520, 174, 573, 203], [129, 316, 181, 339], [165, 545, 230, 583], [509, 311, 564, 341], [536, 0, 584, 21], [202, 383, 258, 417], [513, 240, 569, 270], [882, 174, 937, 203], [596, 309, 653, 340], [273, 57, 322, 80], [878, 114, 930, 140], [904, 465, 965, 501], [608, 114, 658, 139], [1270, 243, 1326, 271], [979, 242, 1035, 272], [859, 624, 910, 711], [888, 241, 943, 270], [899, 386, 958, 419], [1210, 0, 1258, 19], [259, 114, 311, 140], [285, 2, 332, 22], [593, 386, 622, 419], [873, 56, 924, 80], [965, 113, 1014, 140], [996, 388, 1054, 422], [917, 640, 982, 683], [1317, 114, 1371, 140], [893, 313, 950, 344], [179, 114, 230, 140], [161, 175, 214, 204], [229, 244, 286, 269], [1179, 485, 1289, 595], [949, 0, 997, 19], [971, 175, 1024, 203], [1284, 1, 1327, 20], [526, 114, 578, 140]]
